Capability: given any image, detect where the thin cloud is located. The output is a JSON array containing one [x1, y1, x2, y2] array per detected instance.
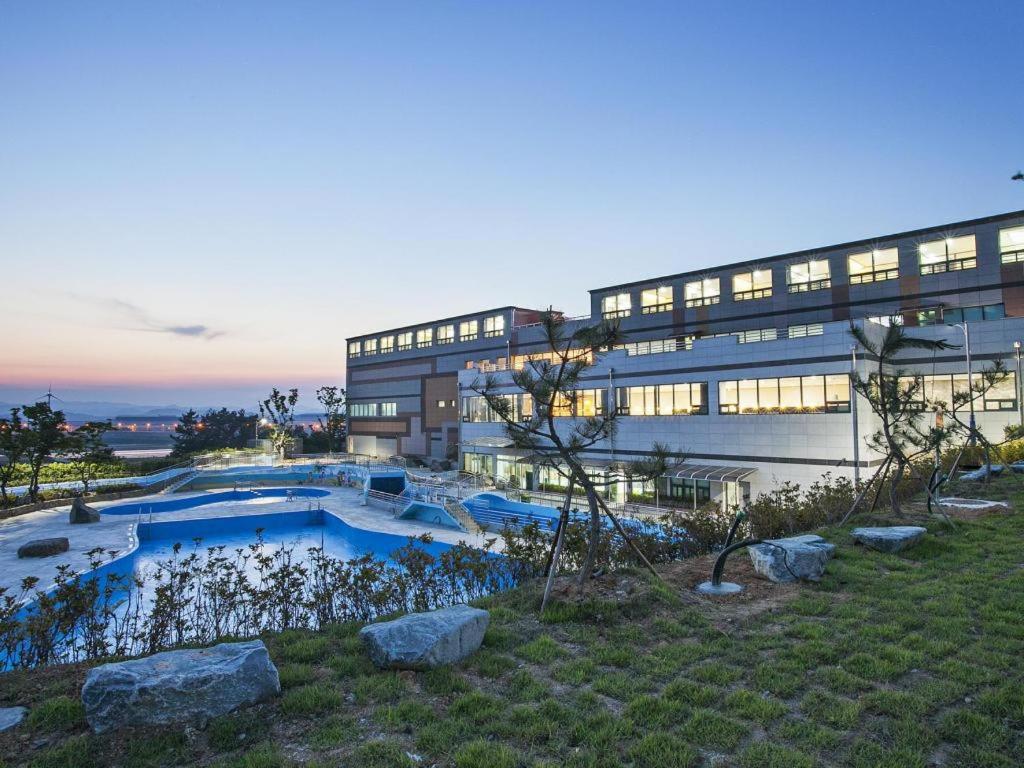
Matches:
[[70, 295, 226, 341]]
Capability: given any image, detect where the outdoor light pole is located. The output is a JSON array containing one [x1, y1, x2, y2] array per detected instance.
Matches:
[[949, 322, 975, 441], [850, 345, 860, 485], [1015, 341, 1023, 427]]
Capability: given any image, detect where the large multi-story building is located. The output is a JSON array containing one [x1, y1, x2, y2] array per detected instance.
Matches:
[[346, 209, 1024, 507]]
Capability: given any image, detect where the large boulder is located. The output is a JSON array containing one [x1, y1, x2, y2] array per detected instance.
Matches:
[[0, 707, 27, 732], [17, 537, 70, 558], [69, 497, 100, 524], [360, 604, 489, 670], [748, 534, 835, 583], [852, 526, 927, 554], [81, 640, 279, 733]]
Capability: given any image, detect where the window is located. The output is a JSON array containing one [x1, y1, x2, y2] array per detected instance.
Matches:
[[1000, 226, 1024, 264], [347, 341, 361, 359], [944, 304, 1005, 324], [617, 337, 693, 356], [732, 270, 772, 301], [459, 320, 479, 341], [602, 293, 632, 319], [916, 308, 941, 326], [363, 338, 377, 356], [919, 235, 976, 275], [436, 400, 446, 408], [615, 383, 707, 416], [718, 374, 850, 414], [483, 315, 505, 338], [787, 259, 831, 292], [900, 373, 1017, 412], [684, 278, 720, 308], [380, 402, 397, 417], [543, 389, 605, 418], [462, 394, 532, 422], [787, 323, 824, 339], [732, 328, 777, 344], [380, 336, 394, 354], [416, 328, 432, 348], [641, 286, 673, 314], [848, 247, 899, 284], [396, 332, 412, 351], [349, 403, 378, 417], [436, 325, 454, 345]]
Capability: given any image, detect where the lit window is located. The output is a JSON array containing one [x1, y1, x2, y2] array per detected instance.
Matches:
[[919, 235, 976, 275], [787, 259, 831, 292], [347, 341, 361, 359], [459, 320, 479, 341], [900, 373, 1017, 412], [1000, 226, 1024, 264], [350, 402, 378, 417], [437, 325, 455, 345], [363, 338, 377, 356], [380, 336, 394, 354], [718, 374, 849, 414], [916, 308, 941, 326], [416, 328, 433, 348], [616, 383, 707, 416], [602, 293, 632, 319], [436, 400, 446, 408], [684, 278, 720, 308], [848, 248, 899, 284], [483, 315, 505, 337], [397, 332, 412, 351], [380, 402, 397, 417], [787, 323, 824, 339], [732, 270, 772, 301], [641, 286, 673, 314]]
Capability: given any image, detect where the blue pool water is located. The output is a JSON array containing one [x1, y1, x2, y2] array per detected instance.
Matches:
[[102, 487, 330, 516], [178, 463, 347, 490]]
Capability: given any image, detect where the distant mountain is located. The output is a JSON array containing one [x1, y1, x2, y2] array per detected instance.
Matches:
[[0, 400, 198, 421]]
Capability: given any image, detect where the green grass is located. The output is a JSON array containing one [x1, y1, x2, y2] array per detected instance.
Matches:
[[7, 475, 1024, 768]]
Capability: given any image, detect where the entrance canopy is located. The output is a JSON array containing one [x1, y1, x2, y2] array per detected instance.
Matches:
[[673, 464, 758, 482], [460, 436, 515, 449]]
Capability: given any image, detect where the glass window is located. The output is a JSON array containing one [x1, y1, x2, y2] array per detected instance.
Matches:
[[616, 383, 706, 416], [602, 293, 632, 318], [919, 235, 976, 275], [380, 336, 394, 353], [483, 315, 505, 337], [916, 308, 941, 326], [347, 341, 361, 359], [349, 402, 379, 417], [901, 373, 1017, 412], [787, 259, 831, 292], [397, 332, 412, 351], [1000, 226, 1024, 264], [380, 402, 397, 417], [788, 323, 824, 338], [732, 269, 772, 301], [848, 247, 899, 284], [641, 286, 673, 314], [416, 328, 432, 348], [363, 338, 377, 356], [684, 278, 720, 308], [719, 374, 850, 414], [459, 320, 479, 341], [437, 325, 455, 345]]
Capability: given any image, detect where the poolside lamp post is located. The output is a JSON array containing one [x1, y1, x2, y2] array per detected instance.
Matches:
[[948, 321, 975, 443], [1015, 341, 1023, 427]]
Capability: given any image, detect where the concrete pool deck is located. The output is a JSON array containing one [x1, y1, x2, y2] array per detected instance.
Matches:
[[0, 487, 501, 595]]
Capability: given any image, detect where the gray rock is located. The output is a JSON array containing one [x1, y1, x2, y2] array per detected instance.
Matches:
[[852, 526, 927, 553], [69, 497, 100, 524], [360, 604, 489, 670], [748, 534, 835, 583], [17, 537, 70, 558], [0, 706, 27, 732], [82, 640, 279, 733]]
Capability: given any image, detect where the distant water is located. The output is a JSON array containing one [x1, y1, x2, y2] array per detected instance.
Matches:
[[114, 448, 173, 459]]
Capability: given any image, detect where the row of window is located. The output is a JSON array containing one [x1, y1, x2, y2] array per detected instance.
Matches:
[[898, 373, 1018, 412], [719, 375, 852, 414], [614, 323, 825, 358], [599, 226, 1024, 319], [349, 402, 398, 417], [349, 315, 506, 358]]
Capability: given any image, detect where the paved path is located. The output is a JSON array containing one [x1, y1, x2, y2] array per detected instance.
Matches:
[[0, 487, 500, 596]]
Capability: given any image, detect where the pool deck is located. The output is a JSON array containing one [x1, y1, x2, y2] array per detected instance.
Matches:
[[0, 487, 500, 595]]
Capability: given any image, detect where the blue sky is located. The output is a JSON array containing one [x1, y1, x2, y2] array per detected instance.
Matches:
[[1, 1, 1022, 409]]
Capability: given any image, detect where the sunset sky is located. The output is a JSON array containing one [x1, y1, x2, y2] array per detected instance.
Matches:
[[2, 2, 1022, 410]]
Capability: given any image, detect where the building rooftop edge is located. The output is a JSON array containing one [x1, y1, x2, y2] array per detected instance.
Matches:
[[347, 305, 557, 342]]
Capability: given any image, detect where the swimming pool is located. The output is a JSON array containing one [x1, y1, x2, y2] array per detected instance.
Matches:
[[102, 487, 330, 516], [178, 463, 346, 491]]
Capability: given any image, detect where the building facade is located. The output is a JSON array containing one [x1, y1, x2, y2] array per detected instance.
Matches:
[[347, 209, 1024, 506]]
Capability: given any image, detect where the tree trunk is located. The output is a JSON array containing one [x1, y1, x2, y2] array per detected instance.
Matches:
[[889, 457, 906, 515], [541, 506, 569, 613], [578, 482, 602, 587]]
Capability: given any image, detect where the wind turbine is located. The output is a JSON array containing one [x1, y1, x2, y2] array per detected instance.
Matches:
[[36, 384, 64, 407]]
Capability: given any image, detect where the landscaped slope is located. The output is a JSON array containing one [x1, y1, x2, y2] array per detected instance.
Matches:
[[2, 495, 1023, 767]]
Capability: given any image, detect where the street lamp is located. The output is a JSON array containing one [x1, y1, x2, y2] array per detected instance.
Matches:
[[1015, 341, 1023, 427], [947, 321, 975, 442]]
